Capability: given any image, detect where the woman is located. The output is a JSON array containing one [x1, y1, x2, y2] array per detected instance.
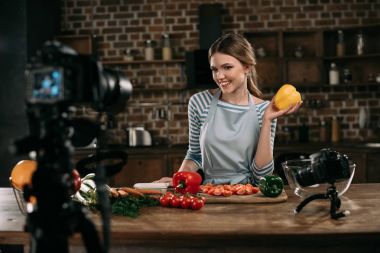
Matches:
[[162, 33, 300, 185]]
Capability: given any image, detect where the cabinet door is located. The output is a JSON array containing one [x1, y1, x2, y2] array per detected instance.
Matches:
[[366, 153, 380, 183], [343, 152, 367, 183], [169, 155, 184, 175], [111, 155, 167, 187]]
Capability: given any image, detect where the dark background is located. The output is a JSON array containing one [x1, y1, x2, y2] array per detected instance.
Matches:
[[0, 0, 60, 186]]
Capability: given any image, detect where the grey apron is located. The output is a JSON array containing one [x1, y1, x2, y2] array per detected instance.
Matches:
[[200, 89, 260, 184]]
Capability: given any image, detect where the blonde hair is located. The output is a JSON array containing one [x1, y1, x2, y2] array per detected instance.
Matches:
[[208, 33, 262, 98]]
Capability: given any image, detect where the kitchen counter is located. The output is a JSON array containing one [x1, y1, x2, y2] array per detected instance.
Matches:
[[1, 184, 380, 253]]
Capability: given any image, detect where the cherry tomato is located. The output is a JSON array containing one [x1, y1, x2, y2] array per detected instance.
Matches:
[[165, 191, 174, 198], [170, 195, 180, 208], [72, 169, 81, 193], [190, 197, 204, 210], [159, 195, 171, 207], [180, 196, 192, 209]]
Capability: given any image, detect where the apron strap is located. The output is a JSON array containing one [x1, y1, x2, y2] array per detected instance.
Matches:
[[205, 89, 221, 124]]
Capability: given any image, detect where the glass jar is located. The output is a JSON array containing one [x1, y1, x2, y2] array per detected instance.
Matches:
[[144, 40, 154, 61], [356, 32, 364, 56], [123, 49, 134, 61], [161, 33, 172, 61], [329, 62, 339, 85], [336, 30, 345, 57]]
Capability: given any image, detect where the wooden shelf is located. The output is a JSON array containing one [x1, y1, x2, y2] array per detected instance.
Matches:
[[245, 25, 380, 89], [103, 59, 185, 65], [323, 53, 380, 60]]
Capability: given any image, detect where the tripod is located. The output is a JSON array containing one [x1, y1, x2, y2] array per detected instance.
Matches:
[[294, 184, 350, 219]]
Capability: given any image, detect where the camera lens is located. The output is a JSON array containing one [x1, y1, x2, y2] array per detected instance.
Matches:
[[98, 68, 132, 113], [295, 165, 316, 187]]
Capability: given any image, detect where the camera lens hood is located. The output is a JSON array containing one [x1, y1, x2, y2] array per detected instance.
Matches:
[[75, 150, 128, 177]]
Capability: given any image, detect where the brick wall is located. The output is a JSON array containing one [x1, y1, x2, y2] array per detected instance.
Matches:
[[62, 0, 380, 146]]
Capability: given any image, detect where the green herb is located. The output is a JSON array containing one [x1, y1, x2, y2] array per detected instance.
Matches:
[[110, 195, 159, 218], [76, 189, 159, 218]]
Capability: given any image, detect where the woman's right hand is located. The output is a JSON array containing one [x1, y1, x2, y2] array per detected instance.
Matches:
[[263, 99, 302, 122]]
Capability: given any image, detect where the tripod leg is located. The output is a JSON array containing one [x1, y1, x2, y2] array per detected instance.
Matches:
[[329, 191, 348, 219], [294, 193, 327, 213]]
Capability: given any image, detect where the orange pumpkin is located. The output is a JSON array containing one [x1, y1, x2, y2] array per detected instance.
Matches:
[[274, 84, 302, 110]]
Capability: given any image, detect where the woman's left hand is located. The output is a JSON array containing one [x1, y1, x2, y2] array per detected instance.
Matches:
[[263, 100, 302, 121]]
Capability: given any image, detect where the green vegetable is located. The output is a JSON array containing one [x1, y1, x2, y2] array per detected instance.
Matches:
[[110, 195, 159, 218], [259, 175, 284, 197], [76, 188, 159, 218]]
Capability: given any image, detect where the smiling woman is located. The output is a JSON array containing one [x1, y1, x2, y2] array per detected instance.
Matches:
[[157, 33, 302, 185]]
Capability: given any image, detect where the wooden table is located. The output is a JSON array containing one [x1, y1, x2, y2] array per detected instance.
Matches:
[[1, 184, 380, 253]]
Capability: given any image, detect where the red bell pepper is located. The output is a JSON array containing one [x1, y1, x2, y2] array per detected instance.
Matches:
[[172, 171, 202, 194]]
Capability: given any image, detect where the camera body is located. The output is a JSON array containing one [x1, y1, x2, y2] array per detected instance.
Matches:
[[26, 40, 132, 112], [295, 148, 351, 187]]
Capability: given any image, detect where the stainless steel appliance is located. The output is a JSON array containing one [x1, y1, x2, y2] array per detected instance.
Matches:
[[126, 127, 152, 146]]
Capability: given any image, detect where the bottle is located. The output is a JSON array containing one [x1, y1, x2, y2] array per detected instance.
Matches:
[[320, 120, 328, 142], [331, 117, 340, 143], [329, 63, 339, 85], [356, 32, 364, 56], [376, 73, 380, 83], [144, 40, 154, 61], [343, 68, 352, 84], [123, 49, 134, 61], [161, 33, 172, 61], [336, 30, 345, 57]]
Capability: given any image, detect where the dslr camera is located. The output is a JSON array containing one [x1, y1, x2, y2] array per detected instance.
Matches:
[[26, 40, 132, 111], [295, 148, 351, 187]]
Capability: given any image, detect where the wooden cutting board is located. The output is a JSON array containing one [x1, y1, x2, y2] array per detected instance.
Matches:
[[200, 190, 287, 204]]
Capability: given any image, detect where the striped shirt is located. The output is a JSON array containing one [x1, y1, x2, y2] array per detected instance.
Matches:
[[184, 89, 276, 182]]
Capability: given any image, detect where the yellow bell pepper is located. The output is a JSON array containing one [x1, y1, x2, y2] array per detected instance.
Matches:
[[274, 84, 302, 110]]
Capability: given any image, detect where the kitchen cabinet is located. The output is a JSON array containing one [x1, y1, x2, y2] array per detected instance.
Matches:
[[323, 25, 380, 85], [366, 153, 380, 183], [244, 24, 380, 88], [167, 153, 184, 175], [73, 147, 186, 187], [110, 154, 167, 187], [339, 151, 367, 183], [244, 32, 282, 87]]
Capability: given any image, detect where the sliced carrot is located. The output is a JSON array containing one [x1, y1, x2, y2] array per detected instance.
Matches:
[[110, 188, 119, 198], [119, 187, 144, 197], [117, 189, 129, 197]]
